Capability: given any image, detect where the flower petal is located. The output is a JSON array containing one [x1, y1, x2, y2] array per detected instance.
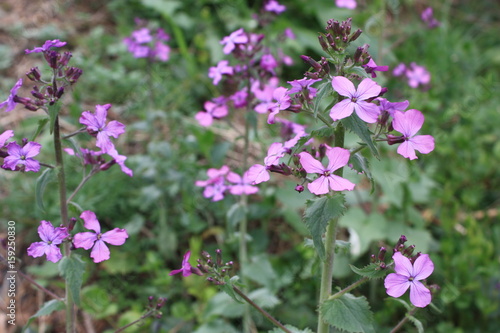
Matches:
[[101, 228, 129, 246], [384, 273, 410, 298], [355, 78, 381, 100], [298, 152, 325, 174], [325, 147, 350, 172], [27, 242, 50, 258], [246, 164, 270, 184], [80, 210, 101, 233], [410, 135, 435, 155], [409, 280, 432, 307], [308, 176, 330, 195], [412, 254, 434, 280], [90, 240, 111, 263], [328, 175, 355, 191], [330, 99, 354, 121], [73, 232, 98, 250], [397, 141, 418, 160], [393, 109, 425, 137], [353, 101, 380, 123], [392, 252, 413, 277], [331, 76, 355, 97], [45, 244, 64, 263]]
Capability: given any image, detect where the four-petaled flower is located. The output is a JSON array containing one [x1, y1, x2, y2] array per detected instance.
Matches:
[[27, 221, 69, 263], [264, 0, 286, 14], [405, 63, 431, 88], [73, 211, 129, 263], [208, 60, 234, 85], [220, 28, 248, 54], [227, 170, 259, 195], [79, 104, 126, 153], [336, 0, 357, 10], [2, 141, 42, 172], [0, 78, 23, 112], [389, 109, 435, 160], [195, 100, 229, 127], [195, 165, 230, 201], [267, 87, 291, 124], [384, 252, 434, 308], [25, 39, 67, 54], [299, 146, 355, 195], [169, 251, 194, 277], [330, 76, 381, 123]]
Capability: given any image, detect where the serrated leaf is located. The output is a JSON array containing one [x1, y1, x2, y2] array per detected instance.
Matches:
[[341, 114, 379, 158], [58, 255, 85, 307], [350, 263, 388, 279], [218, 276, 245, 304], [349, 152, 374, 192], [303, 195, 346, 260], [408, 314, 424, 333], [320, 293, 375, 333], [310, 126, 336, 138], [22, 299, 65, 332], [31, 118, 49, 141], [346, 66, 371, 79], [313, 81, 331, 117], [48, 103, 62, 134], [268, 325, 315, 333], [35, 168, 56, 211]]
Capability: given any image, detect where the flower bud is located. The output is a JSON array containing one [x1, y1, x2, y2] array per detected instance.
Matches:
[[26, 67, 42, 82], [386, 134, 405, 145], [403, 244, 416, 257], [378, 247, 386, 261], [69, 217, 77, 231], [300, 55, 322, 71], [156, 297, 166, 309], [56, 87, 65, 99], [349, 29, 363, 42], [216, 249, 222, 266], [60, 51, 72, 67], [295, 184, 304, 193]]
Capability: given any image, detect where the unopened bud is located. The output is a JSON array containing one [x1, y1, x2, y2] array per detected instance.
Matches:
[[318, 35, 329, 52], [216, 249, 222, 266], [156, 297, 166, 309], [349, 29, 363, 42], [69, 217, 77, 231], [403, 244, 415, 257], [60, 51, 72, 67], [318, 143, 327, 160], [295, 184, 304, 193], [56, 87, 65, 99], [378, 247, 386, 261], [370, 254, 376, 263], [300, 55, 322, 71], [26, 67, 42, 81]]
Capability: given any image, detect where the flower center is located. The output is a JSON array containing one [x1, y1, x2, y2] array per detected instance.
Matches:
[[20, 155, 26, 160]]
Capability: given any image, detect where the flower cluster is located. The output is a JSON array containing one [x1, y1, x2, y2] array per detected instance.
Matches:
[[421, 7, 440, 29], [0, 132, 42, 172], [27, 211, 128, 263], [123, 23, 171, 62], [195, 165, 258, 201]]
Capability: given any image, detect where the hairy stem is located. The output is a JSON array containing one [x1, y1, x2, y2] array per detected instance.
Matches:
[[114, 310, 156, 333], [390, 307, 418, 333], [328, 276, 370, 301], [317, 123, 345, 333]]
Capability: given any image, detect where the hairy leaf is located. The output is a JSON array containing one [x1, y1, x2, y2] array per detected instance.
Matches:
[[342, 114, 379, 158], [58, 255, 85, 306], [320, 293, 375, 333], [350, 263, 388, 279], [22, 299, 65, 332]]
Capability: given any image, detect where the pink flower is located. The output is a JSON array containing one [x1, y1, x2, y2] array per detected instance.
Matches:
[[330, 76, 381, 123], [363, 59, 389, 78], [230, 90, 248, 108], [2, 141, 42, 172], [79, 104, 126, 153], [384, 252, 434, 308], [267, 87, 291, 124], [169, 251, 194, 277], [246, 164, 270, 185], [288, 78, 322, 98], [25, 39, 67, 54], [195, 100, 229, 127], [377, 98, 409, 117], [264, 0, 286, 14], [73, 211, 129, 263], [392, 63, 406, 76], [335, 0, 357, 10], [0, 78, 22, 112], [421, 7, 440, 29], [106, 148, 134, 177], [299, 146, 355, 195], [208, 60, 234, 85], [195, 165, 230, 201], [153, 41, 170, 61], [132, 28, 153, 43], [0, 130, 14, 147], [405, 63, 431, 88], [27, 221, 69, 263], [220, 28, 248, 54], [260, 53, 278, 74], [253, 77, 280, 114], [227, 170, 259, 195], [389, 109, 435, 160]]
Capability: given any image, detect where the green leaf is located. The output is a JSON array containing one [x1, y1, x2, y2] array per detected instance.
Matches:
[[313, 81, 331, 117], [303, 195, 346, 260], [22, 299, 65, 332], [341, 114, 379, 158], [350, 263, 388, 279], [310, 126, 336, 138], [218, 276, 245, 304], [58, 255, 85, 307], [227, 202, 246, 227], [349, 152, 374, 192], [31, 118, 49, 141], [408, 314, 425, 333], [35, 168, 56, 211], [268, 325, 315, 333], [48, 103, 62, 134], [320, 293, 375, 333]]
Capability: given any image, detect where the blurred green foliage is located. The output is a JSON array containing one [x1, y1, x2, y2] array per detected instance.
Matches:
[[1, 0, 499, 332]]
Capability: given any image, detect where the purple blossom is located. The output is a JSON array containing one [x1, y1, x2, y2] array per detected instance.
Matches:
[[153, 41, 171, 61], [330, 76, 381, 123], [73, 211, 129, 263], [132, 28, 153, 43], [123, 27, 170, 62], [298, 146, 355, 195], [64, 147, 104, 166], [421, 7, 440, 29], [220, 28, 248, 54], [25, 39, 67, 54], [288, 78, 322, 98], [246, 164, 270, 185], [336, 0, 357, 9], [377, 98, 409, 117], [384, 252, 434, 308], [264, 0, 286, 14], [0, 130, 14, 147], [227, 170, 259, 195], [253, 77, 280, 114], [389, 109, 435, 160], [2, 141, 42, 172], [363, 59, 389, 78], [208, 60, 234, 85], [79, 104, 126, 153], [267, 87, 291, 124], [405, 63, 431, 88], [195, 100, 229, 127], [0, 78, 23, 112], [230, 90, 248, 108], [284, 28, 295, 40], [27, 221, 69, 263], [260, 53, 278, 74], [169, 251, 193, 277], [392, 63, 406, 76], [195, 165, 230, 201], [106, 148, 134, 177]]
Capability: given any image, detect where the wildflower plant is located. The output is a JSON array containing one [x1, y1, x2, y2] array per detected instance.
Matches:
[[179, 12, 437, 333], [0, 39, 134, 332]]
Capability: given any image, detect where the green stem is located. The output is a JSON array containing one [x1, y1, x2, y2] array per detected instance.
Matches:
[[114, 310, 155, 333], [317, 123, 345, 333], [390, 307, 418, 333], [327, 277, 370, 301], [233, 286, 292, 333], [54, 116, 75, 333]]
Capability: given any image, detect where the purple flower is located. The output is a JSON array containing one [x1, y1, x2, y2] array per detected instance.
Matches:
[[253, 77, 280, 114], [220, 28, 248, 54], [230, 90, 248, 108], [330, 76, 381, 123], [169, 251, 193, 277], [2, 141, 42, 172], [195, 165, 230, 201], [363, 59, 389, 78], [27, 221, 69, 263], [227, 170, 259, 195], [298, 146, 355, 195], [132, 28, 153, 43], [106, 148, 134, 177], [421, 7, 440, 29], [208, 60, 234, 85], [267, 87, 291, 124], [73, 211, 129, 263], [377, 98, 409, 117], [384, 252, 434, 308], [25, 39, 67, 54], [79, 104, 126, 153], [246, 164, 270, 185], [0, 130, 14, 147], [405, 63, 431, 88], [389, 109, 435, 160], [264, 0, 286, 14], [392, 63, 406, 76], [336, 0, 357, 9], [260, 53, 278, 74], [153, 41, 170, 61], [0, 78, 23, 112], [195, 100, 229, 127], [288, 78, 322, 98], [284, 28, 295, 40]]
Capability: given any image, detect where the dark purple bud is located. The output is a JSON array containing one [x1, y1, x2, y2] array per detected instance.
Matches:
[[190, 266, 204, 276], [318, 143, 327, 160], [31, 88, 45, 100], [300, 55, 322, 71], [295, 184, 304, 193], [24, 104, 39, 111], [56, 87, 65, 99], [386, 135, 405, 145], [370, 254, 376, 263], [99, 159, 116, 172], [304, 71, 320, 80], [403, 244, 415, 257], [201, 250, 211, 260], [326, 33, 335, 45], [226, 261, 234, 266], [156, 297, 166, 309], [378, 247, 386, 261], [60, 51, 72, 67], [396, 235, 407, 247], [197, 263, 208, 273], [148, 296, 154, 306], [21, 138, 28, 146], [318, 35, 329, 52], [69, 217, 77, 231], [349, 29, 363, 42], [26, 67, 42, 81], [379, 262, 387, 269], [44, 50, 60, 69], [216, 249, 222, 266]]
